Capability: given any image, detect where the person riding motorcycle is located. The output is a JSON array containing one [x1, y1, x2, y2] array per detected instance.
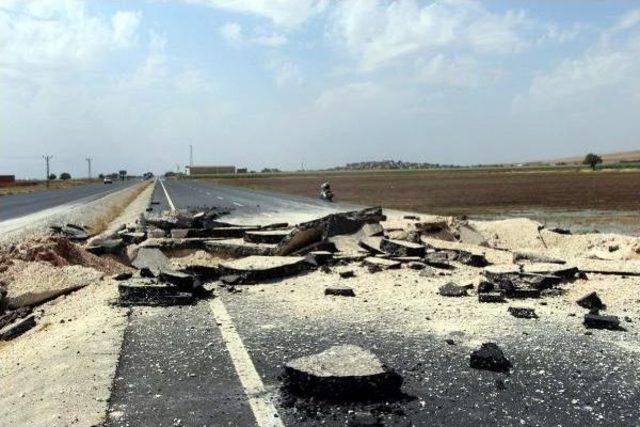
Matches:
[[320, 182, 334, 202]]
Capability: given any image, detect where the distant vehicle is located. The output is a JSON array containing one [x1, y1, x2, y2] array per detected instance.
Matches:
[[320, 182, 334, 202], [103, 177, 113, 184]]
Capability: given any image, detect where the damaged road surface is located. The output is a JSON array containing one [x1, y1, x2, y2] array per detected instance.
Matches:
[[4, 178, 640, 427]]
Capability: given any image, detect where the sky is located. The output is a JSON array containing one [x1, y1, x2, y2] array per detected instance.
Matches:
[[1, 0, 640, 178]]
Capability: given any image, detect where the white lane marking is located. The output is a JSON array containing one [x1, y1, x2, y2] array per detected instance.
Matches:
[[217, 196, 224, 200], [208, 298, 284, 427], [232, 201, 244, 207], [159, 179, 176, 212]]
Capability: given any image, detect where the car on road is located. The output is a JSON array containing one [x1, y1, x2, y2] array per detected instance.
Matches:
[[103, 178, 113, 184]]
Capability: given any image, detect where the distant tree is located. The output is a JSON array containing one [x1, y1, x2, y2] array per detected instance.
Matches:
[[165, 171, 176, 177], [98, 173, 105, 179], [118, 170, 127, 181], [60, 172, 71, 180], [583, 153, 603, 170], [48, 173, 57, 180]]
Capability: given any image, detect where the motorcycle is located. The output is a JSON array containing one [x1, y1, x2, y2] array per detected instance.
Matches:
[[320, 189, 334, 202]]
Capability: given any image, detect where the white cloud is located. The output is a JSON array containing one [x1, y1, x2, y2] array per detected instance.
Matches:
[[0, 0, 141, 77], [112, 11, 142, 47], [518, 9, 640, 109], [416, 54, 500, 88], [219, 22, 286, 47], [253, 32, 287, 47], [219, 22, 242, 43], [330, 0, 528, 71], [186, 0, 326, 27], [267, 58, 303, 87]]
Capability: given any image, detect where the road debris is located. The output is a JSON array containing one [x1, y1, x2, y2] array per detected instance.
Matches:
[[469, 343, 512, 372], [283, 345, 403, 400], [325, 285, 356, 297]]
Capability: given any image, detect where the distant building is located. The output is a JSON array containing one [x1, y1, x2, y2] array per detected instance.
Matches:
[[185, 165, 236, 176], [0, 175, 15, 184]]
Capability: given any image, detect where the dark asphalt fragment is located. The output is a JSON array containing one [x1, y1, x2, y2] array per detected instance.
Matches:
[[439, 282, 468, 297], [576, 291, 606, 311], [583, 313, 622, 330], [508, 307, 538, 319], [325, 285, 356, 297], [469, 343, 512, 372]]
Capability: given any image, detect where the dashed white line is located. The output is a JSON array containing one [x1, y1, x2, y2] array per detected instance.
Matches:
[[208, 298, 284, 427], [159, 179, 176, 212], [217, 196, 224, 200], [232, 201, 244, 207]]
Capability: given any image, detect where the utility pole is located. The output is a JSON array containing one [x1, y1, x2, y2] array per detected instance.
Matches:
[[86, 157, 92, 180], [189, 145, 193, 168], [43, 155, 52, 187]]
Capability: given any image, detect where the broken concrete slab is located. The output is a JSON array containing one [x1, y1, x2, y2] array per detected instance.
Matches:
[[362, 257, 401, 270], [117, 279, 193, 306], [324, 285, 356, 297], [455, 250, 489, 267], [477, 281, 494, 293], [469, 343, 512, 372], [119, 231, 146, 244], [359, 223, 384, 237], [6, 284, 88, 310], [243, 229, 291, 244], [513, 251, 566, 265], [521, 263, 579, 279], [205, 239, 277, 257], [380, 238, 425, 257], [131, 247, 169, 274], [478, 293, 505, 303], [357, 236, 384, 255], [159, 270, 198, 291], [218, 256, 307, 283], [338, 269, 356, 279], [583, 313, 621, 330], [0, 314, 36, 340], [576, 292, 606, 311], [406, 261, 426, 270], [50, 224, 91, 241], [508, 307, 537, 319], [423, 251, 455, 270], [85, 238, 124, 255], [439, 282, 468, 297], [276, 207, 385, 256], [283, 345, 402, 400], [457, 224, 487, 246], [303, 251, 333, 267]]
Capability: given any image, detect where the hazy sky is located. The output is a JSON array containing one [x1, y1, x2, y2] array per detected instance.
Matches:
[[1, 0, 640, 178]]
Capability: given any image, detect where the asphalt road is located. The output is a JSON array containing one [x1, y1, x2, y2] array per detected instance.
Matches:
[[147, 178, 359, 223], [108, 179, 640, 427], [0, 181, 136, 221]]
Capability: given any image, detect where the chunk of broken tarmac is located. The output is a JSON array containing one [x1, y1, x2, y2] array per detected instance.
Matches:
[[131, 247, 169, 274], [576, 291, 606, 311], [358, 236, 384, 255], [439, 282, 468, 297], [243, 229, 290, 244], [303, 251, 333, 267], [380, 238, 425, 257], [479, 293, 505, 303], [218, 256, 306, 283], [423, 252, 454, 269], [325, 285, 356, 297], [513, 251, 566, 265], [583, 313, 621, 330], [508, 307, 537, 319], [521, 263, 579, 279], [362, 257, 401, 270], [159, 270, 199, 291], [205, 239, 276, 257], [0, 314, 36, 340], [469, 343, 512, 372], [455, 250, 489, 267], [86, 238, 124, 255], [283, 344, 403, 400], [117, 280, 193, 306]]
